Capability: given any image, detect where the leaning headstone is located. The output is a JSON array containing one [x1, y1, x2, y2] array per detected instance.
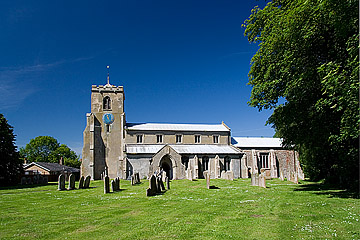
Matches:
[[156, 176, 162, 193], [68, 174, 75, 190], [111, 179, 116, 192], [21, 177, 27, 185], [104, 176, 110, 194], [146, 175, 157, 196], [58, 174, 65, 191], [84, 175, 91, 188], [165, 176, 170, 190], [259, 173, 266, 188], [79, 176, 85, 189]]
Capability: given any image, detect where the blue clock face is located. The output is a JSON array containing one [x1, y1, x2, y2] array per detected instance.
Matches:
[[103, 113, 114, 124]]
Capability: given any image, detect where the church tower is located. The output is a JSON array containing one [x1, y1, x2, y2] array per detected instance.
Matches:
[[81, 68, 126, 179]]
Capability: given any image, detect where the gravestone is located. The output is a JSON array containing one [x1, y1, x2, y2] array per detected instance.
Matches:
[[111, 179, 116, 192], [165, 176, 170, 190], [84, 175, 91, 188], [161, 171, 167, 182], [254, 173, 259, 186], [279, 169, 284, 181], [58, 174, 65, 191], [220, 170, 226, 179], [21, 177, 26, 185], [131, 175, 135, 185], [68, 174, 75, 190], [116, 177, 120, 190], [43, 176, 48, 184], [259, 173, 266, 188], [227, 171, 234, 181], [187, 168, 193, 181], [26, 177, 33, 185], [146, 175, 157, 196], [203, 171, 210, 189], [79, 176, 85, 189], [104, 176, 110, 194], [251, 173, 256, 186]]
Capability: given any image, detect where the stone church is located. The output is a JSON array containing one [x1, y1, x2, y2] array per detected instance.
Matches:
[[81, 80, 304, 181]]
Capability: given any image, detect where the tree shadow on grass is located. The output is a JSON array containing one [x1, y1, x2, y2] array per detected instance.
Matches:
[[209, 186, 220, 189], [294, 182, 359, 199]]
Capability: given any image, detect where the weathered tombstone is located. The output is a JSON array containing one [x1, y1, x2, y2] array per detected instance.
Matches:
[[136, 173, 140, 183], [79, 176, 85, 189], [33, 175, 38, 184], [68, 174, 75, 190], [111, 179, 116, 192], [146, 175, 157, 196], [104, 176, 110, 194], [38, 175, 43, 184], [227, 171, 234, 181], [254, 173, 259, 186], [204, 171, 210, 189], [165, 176, 170, 190], [187, 168, 193, 181], [279, 169, 284, 181], [131, 175, 135, 185], [43, 176, 48, 184], [58, 174, 65, 191], [251, 173, 256, 186], [116, 177, 120, 190], [220, 170, 226, 179], [26, 177, 33, 185], [161, 171, 167, 182], [84, 175, 91, 188], [259, 173, 266, 188], [155, 176, 162, 193], [21, 177, 27, 185]]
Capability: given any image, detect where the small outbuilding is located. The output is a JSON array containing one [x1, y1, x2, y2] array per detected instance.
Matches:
[[23, 162, 80, 182]]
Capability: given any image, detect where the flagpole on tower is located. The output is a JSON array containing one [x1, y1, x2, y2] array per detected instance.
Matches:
[[107, 65, 110, 85]]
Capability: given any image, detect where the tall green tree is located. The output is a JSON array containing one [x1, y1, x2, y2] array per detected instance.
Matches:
[[244, 0, 359, 189], [0, 114, 23, 186], [20, 136, 80, 168]]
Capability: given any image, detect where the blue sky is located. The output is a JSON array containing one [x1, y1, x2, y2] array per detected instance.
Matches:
[[0, 0, 272, 156]]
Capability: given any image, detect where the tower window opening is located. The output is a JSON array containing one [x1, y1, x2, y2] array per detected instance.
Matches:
[[224, 156, 231, 171], [137, 135, 143, 143], [103, 96, 111, 110], [156, 135, 163, 143]]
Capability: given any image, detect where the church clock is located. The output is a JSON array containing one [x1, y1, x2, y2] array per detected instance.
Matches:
[[103, 113, 114, 124]]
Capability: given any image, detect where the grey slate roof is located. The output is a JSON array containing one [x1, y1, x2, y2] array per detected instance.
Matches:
[[126, 123, 230, 132], [24, 162, 80, 173], [126, 144, 241, 154], [231, 137, 283, 148]]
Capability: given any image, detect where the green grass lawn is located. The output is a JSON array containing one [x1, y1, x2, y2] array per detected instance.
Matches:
[[0, 178, 359, 239]]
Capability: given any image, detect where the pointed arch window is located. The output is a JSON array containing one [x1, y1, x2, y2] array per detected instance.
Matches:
[[103, 96, 111, 110]]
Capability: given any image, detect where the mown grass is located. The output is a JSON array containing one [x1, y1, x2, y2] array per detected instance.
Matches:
[[0, 178, 359, 239]]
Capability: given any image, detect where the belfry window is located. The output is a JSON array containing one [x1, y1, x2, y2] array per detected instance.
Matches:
[[137, 135, 143, 143], [176, 135, 182, 143], [156, 135, 163, 143], [195, 135, 201, 143], [103, 96, 111, 110], [213, 135, 219, 144]]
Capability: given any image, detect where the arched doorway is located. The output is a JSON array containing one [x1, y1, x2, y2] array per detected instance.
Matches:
[[160, 155, 173, 179]]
